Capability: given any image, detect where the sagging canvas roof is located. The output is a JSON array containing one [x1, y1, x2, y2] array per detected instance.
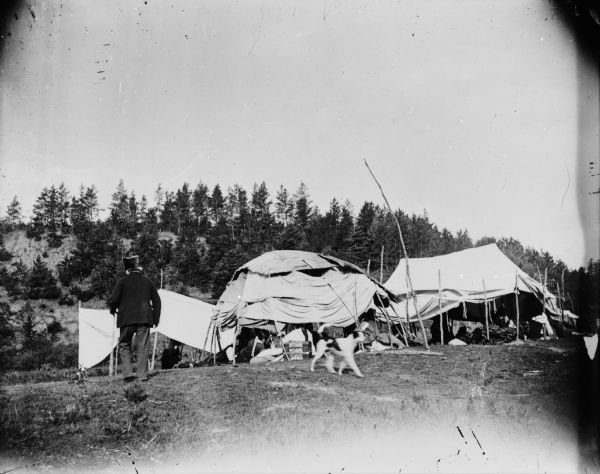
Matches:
[[214, 250, 396, 329], [384, 244, 561, 322]]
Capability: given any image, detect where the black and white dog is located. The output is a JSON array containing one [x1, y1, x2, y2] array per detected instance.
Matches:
[[310, 322, 369, 378]]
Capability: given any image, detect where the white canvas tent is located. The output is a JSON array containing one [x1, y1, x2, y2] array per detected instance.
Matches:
[[384, 244, 564, 323], [212, 250, 398, 330], [78, 307, 119, 370], [77, 289, 227, 370]]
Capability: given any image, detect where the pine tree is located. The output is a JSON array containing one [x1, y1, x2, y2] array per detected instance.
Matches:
[[160, 191, 177, 233], [127, 192, 139, 237], [154, 183, 165, 214], [57, 183, 70, 231], [110, 180, 129, 236], [250, 182, 273, 247], [289, 182, 313, 249], [176, 183, 193, 237], [275, 185, 293, 227], [6, 196, 22, 228], [28, 255, 61, 299], [292, 182, 312, 230], [5, 260, 29, 297], [211, 247, 251, 299], [19, 301, 37, 349], [335, 201, 354, 257], [210, 185, 225, 223], [454, 229, 473, 252], [192, 182, 210, 235]]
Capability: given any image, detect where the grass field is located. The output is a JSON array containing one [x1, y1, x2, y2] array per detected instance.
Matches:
[[1, 337, 598, 473]]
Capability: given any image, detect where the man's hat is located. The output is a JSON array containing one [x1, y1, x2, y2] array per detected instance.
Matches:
[[123, 252, 139, 270]]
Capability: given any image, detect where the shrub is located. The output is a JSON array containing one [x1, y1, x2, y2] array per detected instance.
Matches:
[[46, 320, 64, 338], [4, 342, 78, 372], [27, 256, 61, 299], [70, 285, 95, 302], [58, 294, 76, 306], [0, 246, 12, 262]]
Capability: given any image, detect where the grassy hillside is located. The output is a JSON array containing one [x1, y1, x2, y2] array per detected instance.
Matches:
[[1, 338, 595, 473]]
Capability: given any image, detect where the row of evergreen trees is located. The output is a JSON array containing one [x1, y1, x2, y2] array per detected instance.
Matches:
[[1, 180, 598, 320]]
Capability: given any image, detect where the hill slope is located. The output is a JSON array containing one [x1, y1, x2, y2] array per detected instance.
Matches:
[[1, 338, 595, 473]]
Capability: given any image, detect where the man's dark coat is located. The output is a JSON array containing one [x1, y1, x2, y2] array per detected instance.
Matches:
[[109, 271, 161, 328]]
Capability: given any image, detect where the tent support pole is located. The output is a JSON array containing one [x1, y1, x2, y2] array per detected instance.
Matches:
[[560, 268, 565, 334], [380, 245, 384, 284], [482, 279, 489, 341], [514, 271, 520, 341], [212, 324, 218, 366], [232, 323, 240, 366], [201, 321, 213, 362], [109, 305, 115, 377], [216, 328, 223, 352], [365, 159, 428, 350], [375, 293, 395, 347], [388, 299, 409, 347], [542, 268, 548, 338], [150, 332, 158, 371], [438, 269, 444, 345]]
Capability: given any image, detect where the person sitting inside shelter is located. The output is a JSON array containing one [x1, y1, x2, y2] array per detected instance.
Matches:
[[429, 316, 453, 345], [161, 339, 183, 369]]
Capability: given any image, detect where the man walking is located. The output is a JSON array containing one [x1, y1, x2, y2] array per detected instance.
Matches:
[[109, 253, 161, 382]]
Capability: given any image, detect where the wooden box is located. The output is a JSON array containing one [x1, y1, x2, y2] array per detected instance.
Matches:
[[284, 341, 312, 360]]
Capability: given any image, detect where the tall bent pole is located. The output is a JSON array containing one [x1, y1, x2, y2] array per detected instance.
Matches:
[[364, 159, 429, 350]]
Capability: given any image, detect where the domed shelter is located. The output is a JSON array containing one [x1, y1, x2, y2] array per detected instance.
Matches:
[[212, 250, 398, 331]]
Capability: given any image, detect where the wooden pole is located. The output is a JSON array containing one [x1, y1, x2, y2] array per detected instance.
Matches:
[[375, 293, 394, 343], [380, 245, 384, 284], [560, 268, 566, 332], [201, 321, 213, 361], [405, 274, 412, 335], [542, 268, 548, 338], [212, 324, 218, 366], [388, 297, 409, 347], [482, 279, 489, 341], [367, 259, 371, 276], [109, 301, 115, 377], [556, 281, 563, 334], [232, 323, 240, 366], [150, 331, 158, 371], [438, 270, 444, 345], [160, 268, 164, 289], [365, 159, 429, 350], [514, 271, 520, 341]]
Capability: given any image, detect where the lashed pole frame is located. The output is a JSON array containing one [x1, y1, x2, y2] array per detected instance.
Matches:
[[365, 159, 429, 350], [387, 299, 409, 347]]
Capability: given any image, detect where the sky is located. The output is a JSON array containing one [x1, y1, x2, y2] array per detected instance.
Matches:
[[0, 0, 598, 269]]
